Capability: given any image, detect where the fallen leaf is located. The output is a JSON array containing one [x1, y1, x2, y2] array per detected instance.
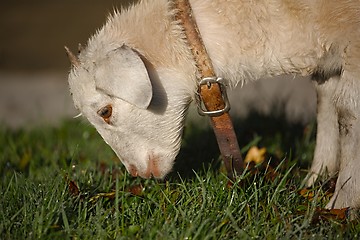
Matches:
[[226, 180, 234, 188], [128, 184, 144, 196], [298, 178, 337, 201], [89, 192, 116, 204], [68, 180, 80, 197], [329, 208, 348, 220], [244, 146, 266, 164], [298, 188, 315, 200], [19, 152, 31, 171], [312, 207, 349, 223], [89, 184, 144, 204], [263, 165, 278, 181]]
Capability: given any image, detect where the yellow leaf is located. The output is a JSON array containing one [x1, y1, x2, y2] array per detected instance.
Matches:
[[89, 192, 116, 204], [19, 152, 31, 170], [244, 146, 266, 164], [298, 188, 314, 200]]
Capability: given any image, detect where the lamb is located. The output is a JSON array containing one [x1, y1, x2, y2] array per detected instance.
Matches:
[[66, 0, 360, 212]]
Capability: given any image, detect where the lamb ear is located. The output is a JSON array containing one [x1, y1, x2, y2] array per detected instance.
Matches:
[[94, 45, 153, 109]]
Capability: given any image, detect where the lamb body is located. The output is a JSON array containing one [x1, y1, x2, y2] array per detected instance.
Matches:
[[68, 0, 360, 211]]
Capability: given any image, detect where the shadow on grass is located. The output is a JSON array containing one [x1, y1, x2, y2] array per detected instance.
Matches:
[[0, 106, 316, 183], [171, 109, 316, 180]]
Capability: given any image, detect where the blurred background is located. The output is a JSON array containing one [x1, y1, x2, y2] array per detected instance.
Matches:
[[0, 0, 316, 129]]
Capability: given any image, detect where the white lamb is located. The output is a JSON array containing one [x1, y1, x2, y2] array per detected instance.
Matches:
[[66, 0, 360, 212]]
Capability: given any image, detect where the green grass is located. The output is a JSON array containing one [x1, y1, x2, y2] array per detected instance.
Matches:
[[1, 117, 360, 239]]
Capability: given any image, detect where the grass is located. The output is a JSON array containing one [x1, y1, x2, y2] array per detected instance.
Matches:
[[1, 116, 360, 239]]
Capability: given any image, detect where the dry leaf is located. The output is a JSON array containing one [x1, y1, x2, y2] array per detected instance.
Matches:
[[68, 180, 80, 197], [312, 207, 349, 223], [264, 165, 278, 181], [128, 184, 144, 196], [89, 184, 143, 204], [298, 179, 336, 201], [298, 188, 315, 200], [244, 146, 266, 164], [329, 208, 348, 220], [89, 192, 116, 203]]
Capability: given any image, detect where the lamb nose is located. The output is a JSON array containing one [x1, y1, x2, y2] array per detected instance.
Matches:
[[146, 156, 161, 178], [128, 164, 138, 177]]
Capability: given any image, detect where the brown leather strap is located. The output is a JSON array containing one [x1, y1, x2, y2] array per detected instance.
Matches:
[[174, 0, 243, 179]]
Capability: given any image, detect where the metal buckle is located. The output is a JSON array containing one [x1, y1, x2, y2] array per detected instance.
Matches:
[[196, 77, 231, 117]]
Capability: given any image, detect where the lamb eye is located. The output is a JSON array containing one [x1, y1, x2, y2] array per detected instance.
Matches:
[[97, 105, 112, 124]]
